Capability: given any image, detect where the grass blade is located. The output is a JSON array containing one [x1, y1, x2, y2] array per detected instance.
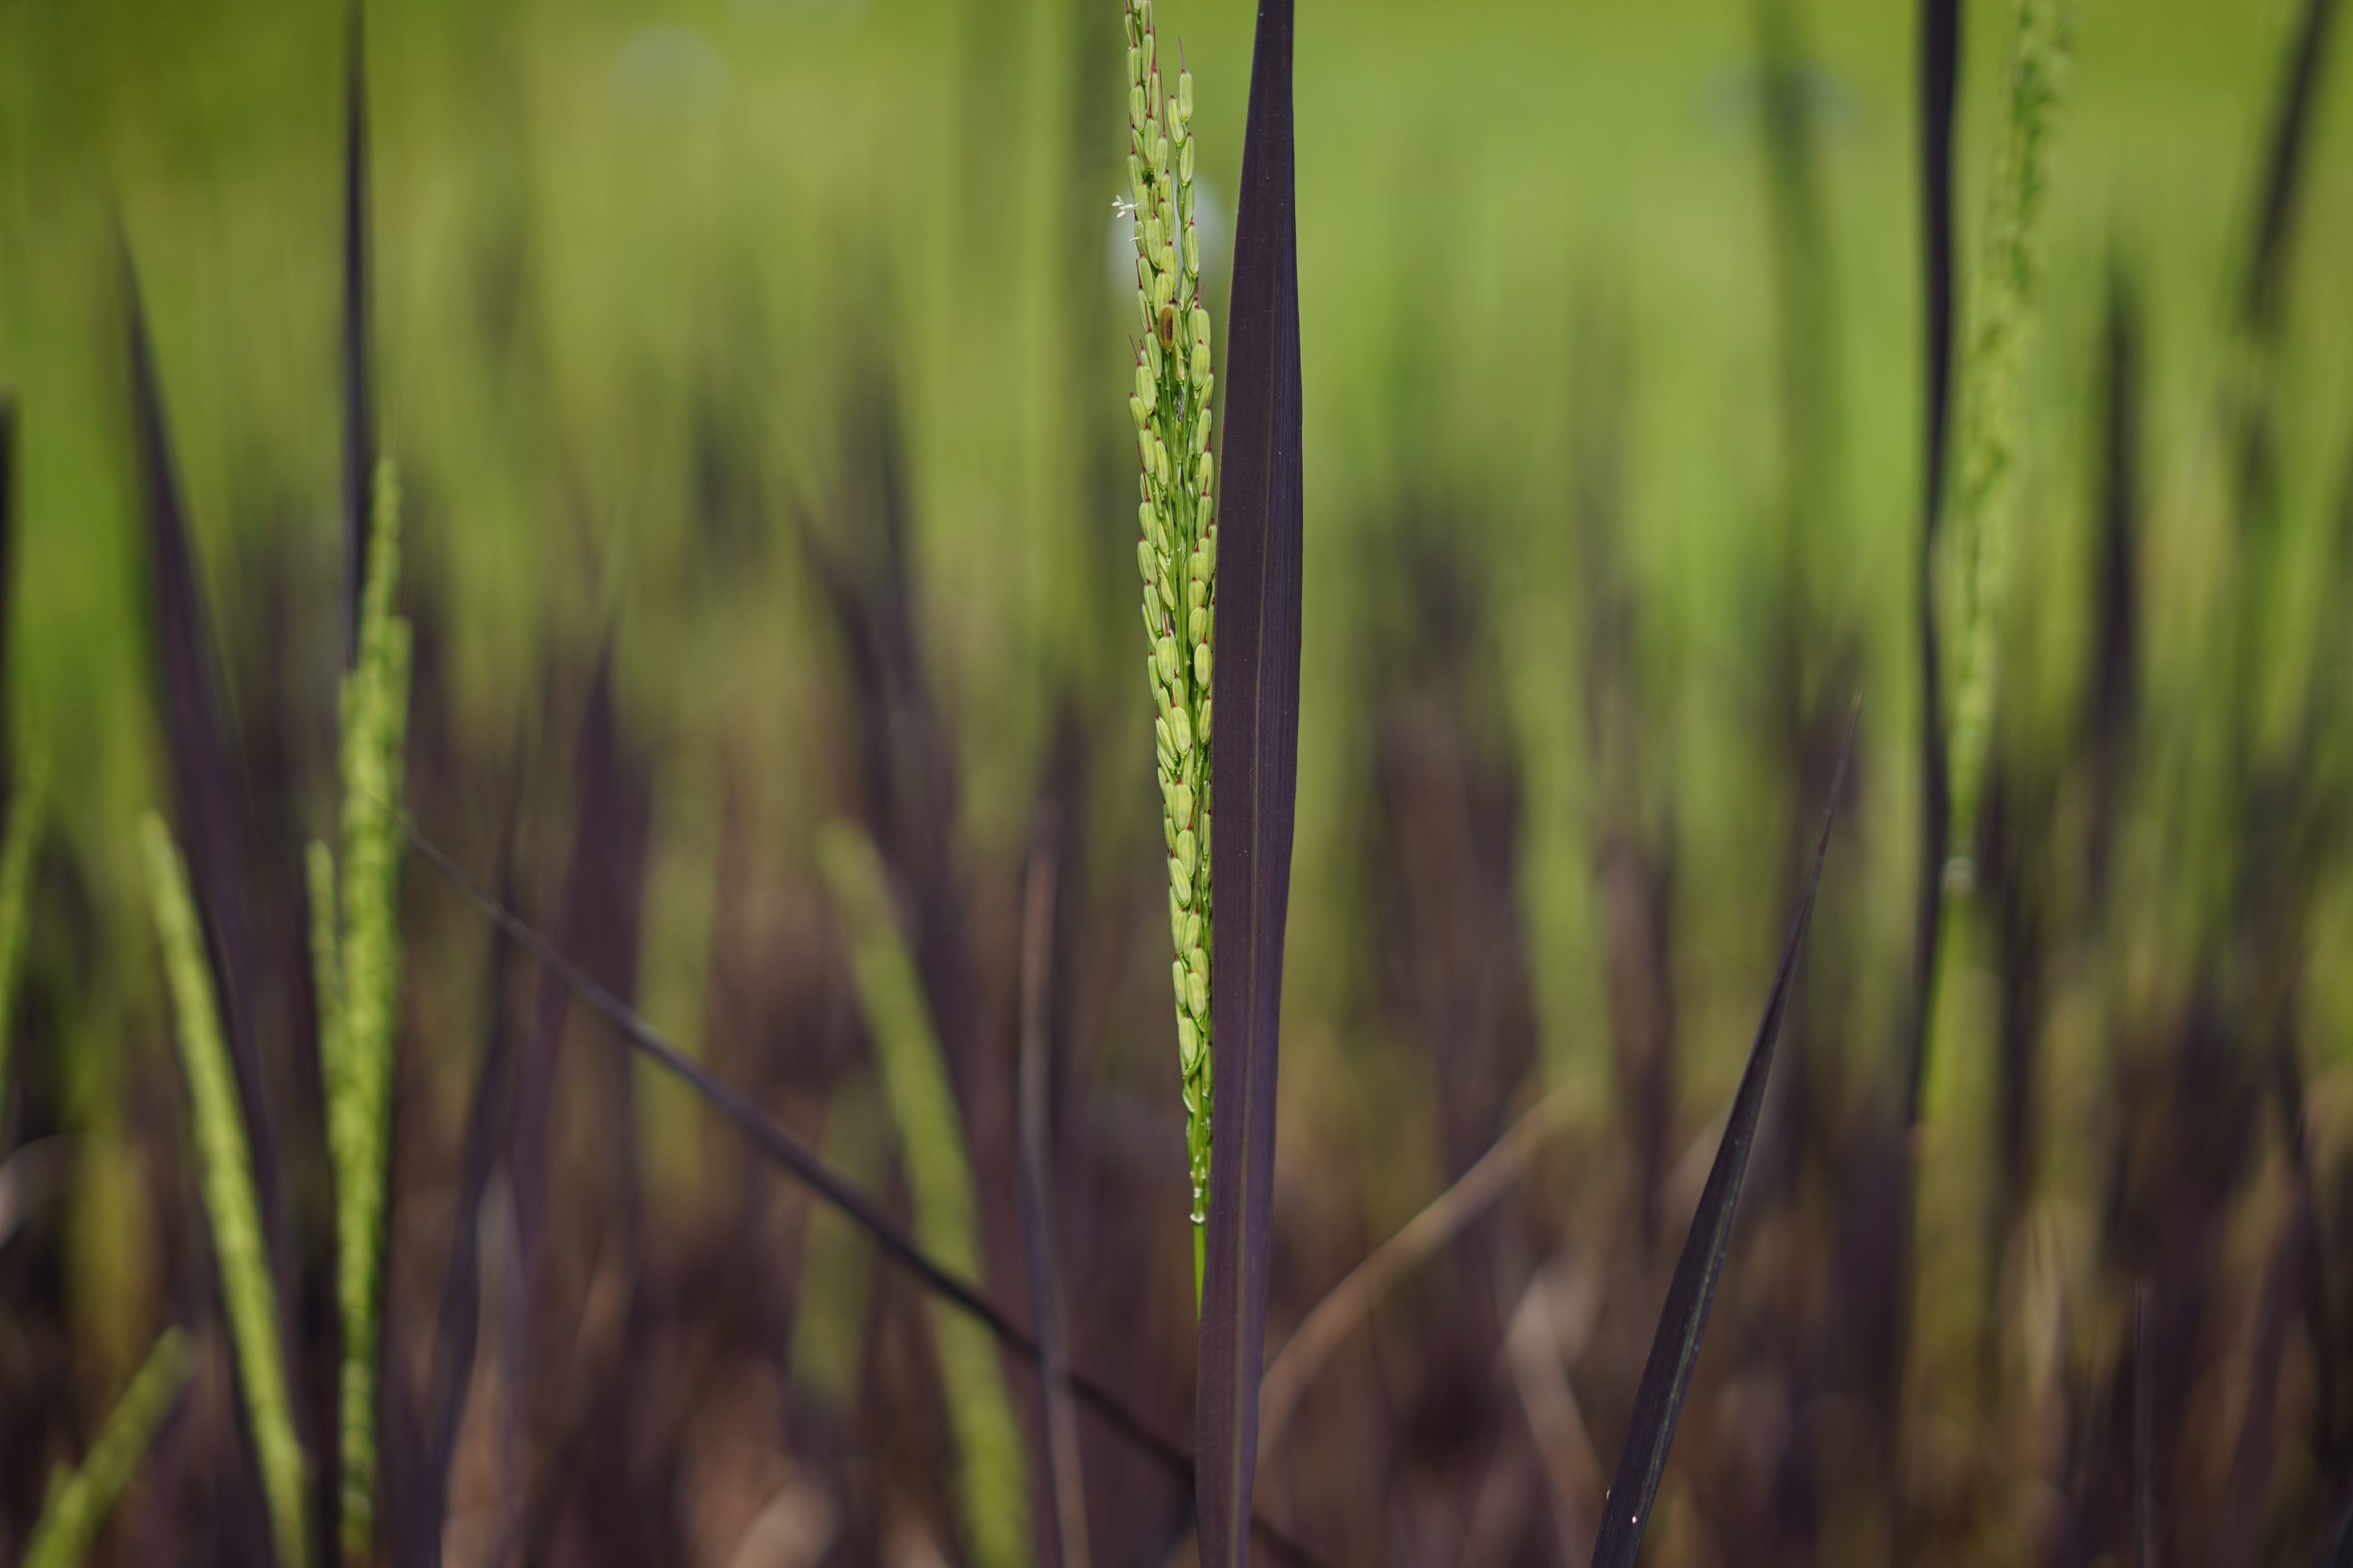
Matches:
[[123, 249, 289, 1295], [2087, 266, 2142, 904], [1587, 706, 1855, 1568], [1196, 0, 1303, 1561], [1902, 0, 1961, 1130], [2240, 0, 2340, 340], [407, 850, 518, 1568], [2135, 1282, 2154, 1568], [21, 1326, 196, 1568], [0, 765, 44, 1123], [141, 815, 309, 1568], [340, 0, 376, 663], [2213, 1216, 2303, 1566], [392, 813, 1327, 1568], [325, 461, 411, 1565], [1017, 804, 1090, 1568], [816, 820, 1032, 1568]]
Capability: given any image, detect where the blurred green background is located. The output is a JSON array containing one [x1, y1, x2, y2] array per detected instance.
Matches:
[[2, 0, 2350, 1560]]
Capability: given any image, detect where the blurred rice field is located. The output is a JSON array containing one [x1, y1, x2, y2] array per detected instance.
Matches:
[[2, 0, 2351, 1561]]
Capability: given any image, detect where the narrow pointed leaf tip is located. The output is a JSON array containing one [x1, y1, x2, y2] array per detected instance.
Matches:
[[1197, 1, 1302, 1565], [341, 0, 376, 665], [1588, 704, 1857, 1568]]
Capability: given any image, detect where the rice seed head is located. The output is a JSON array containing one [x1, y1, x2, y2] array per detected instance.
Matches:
[[21, 1326, 196, 1568], [815, 821, 1034, 1568], [1125, 0, 1218, 1245], [141, 815, 308, 1568], [1944, 0, 2074, 879], [327, 457, 412, 1562]]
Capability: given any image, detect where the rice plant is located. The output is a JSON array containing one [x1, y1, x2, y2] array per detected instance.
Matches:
[[140, 815, 307, 1568], [19, 1327, 194, 1568], [1942, 0, 2074, 880], [1122, 0, 1221, 1292], [1193, 0, 1302, 1556], [13, 0, 2353, 1562], [815, 820, 1032, 1568], [308, 457, 412, 1564]]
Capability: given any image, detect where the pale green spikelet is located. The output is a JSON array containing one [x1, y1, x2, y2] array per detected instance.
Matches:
[[21, 1326, 196, 1568], [1943, 0, 2074, 878], [1122, 0, 1217, 1291], [322, 458, 413, 1564], [0, 763, 47, 1103], [140, 815, 308, 1568], [815, 822, 1032, 1568]]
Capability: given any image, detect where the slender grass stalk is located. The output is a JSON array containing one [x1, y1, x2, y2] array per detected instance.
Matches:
[[785, 1075, 885, 1410], [21, 1326, 196, 1568], [314, 459, 412, 1564], [1015, 809, 1090, 1568], [340, 0, 376, 665], [1941, 0, 2073, 878], [0, 766, 46, 1105], [124, 249, 289, 1300], [1121, 0, 1219, 1291], [140, 814, 307, 1568], [815, 820, 1032, 1568], [2132, 1283, 2153, 1568], [1902, 0, 1961, 1138]]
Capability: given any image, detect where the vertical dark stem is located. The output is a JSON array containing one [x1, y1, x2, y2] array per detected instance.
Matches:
[[1018, 804, 1090, 1568], [342, 0, 376, 667], [2087, 270, 2142, 910], [2134, 1283, 2154, 1568], [2240, 0, 2340, 344], [1887, 4, 1960, 1556], [1905, 0, 1960, 1132]]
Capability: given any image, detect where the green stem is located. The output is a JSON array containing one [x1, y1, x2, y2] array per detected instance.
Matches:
[[1193, 1220, 1206, 1312]]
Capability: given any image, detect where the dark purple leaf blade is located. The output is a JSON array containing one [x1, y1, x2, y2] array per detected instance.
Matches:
[[2241, 0, 2339, 341], [1199, 1, 1304, 1564], [1885, 1, 1961, 1531], [399, 805, 522, 1568], [1016, 801, 1090, 1568], [122, 244, 290, 1308], [123, 240, 311, 1561], [1588, 706, 1856, 1568], [342, 0, 376, 665], [1903, 0, 1960, 1132]]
